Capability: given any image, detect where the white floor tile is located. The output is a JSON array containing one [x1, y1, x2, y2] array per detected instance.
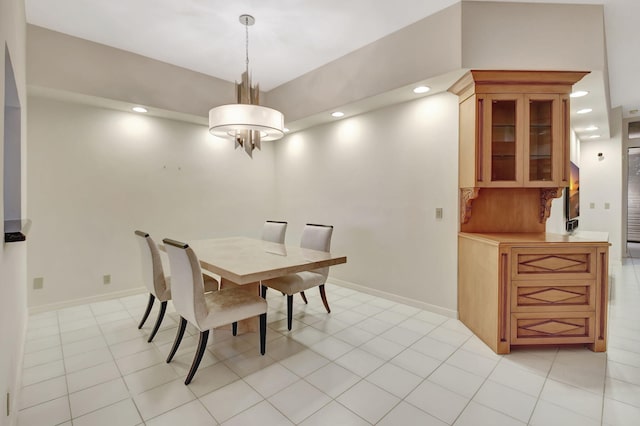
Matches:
[[454, 401, 526, 426], [268, 379, 331, 423], [115, 347, 166, 375], [110, 336, 153, 359], [63, 347, 113, 373], [336, 379, 400, 423], [378, 401, 447, 426], [222, 400, 293, 426], [278, 349, 330, 377], [405, 380, 469, 424], [333, 326, 376, 346], [489, 361, 546, 397], [223, 349, 275, 377], [68, 377, 130, 418], [60, 325, 102, 345], [446, 348, 499, 378], [22, 346, 63, 369], [305, 362, 360, 398], [366, 362, 422, 398], [428, 363, 485, 398], [199, 379, 262, 423], [145, 400, 217, 426], [24, 335, 60, 354], [428, 326, 470, 347], [123, 363, 179, 395], [299, 401, 370, 426], [18, 376, 67, 410], [309, 336, 354, 360], [410, 335, 458, 361], [529, 400, 601, 426], [72, 398, 141, 426], [67, 360, 121, 393], [184, 362, 240, 397], [607, 360, 640, 386], [379, 325, 424, 346], [21, 360, 65, 386], [289, 326, 330, 346], [390, 348, 442, 378], [603, 397, 640, 426], [335, 347, 385, 377], [17, 395, 70, 426], [244, 362, 300, 397], [539, 378, 603, 421], [605, 376, 640, 408], [473, 380, 537, 423], [133, 378, 196, 420], [358, 336, 405, 361]]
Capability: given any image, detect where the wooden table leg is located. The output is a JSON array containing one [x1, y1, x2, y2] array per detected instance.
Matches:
[[219, 278, 260, 333]]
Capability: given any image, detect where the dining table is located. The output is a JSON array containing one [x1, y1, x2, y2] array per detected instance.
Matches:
[[162, 236, 347, 332]]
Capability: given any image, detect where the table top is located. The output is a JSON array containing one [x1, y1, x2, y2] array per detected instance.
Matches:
[[184, 237, 347, 285]]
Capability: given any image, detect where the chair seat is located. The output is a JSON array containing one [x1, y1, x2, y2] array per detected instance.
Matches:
[[199, 288, 267, 331], [263, 271, 325, 295], [157, 275, 218, 302]]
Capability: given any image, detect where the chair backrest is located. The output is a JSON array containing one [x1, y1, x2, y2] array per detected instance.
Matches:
[[163, 238, 208, 329], [300, 224, 333, 278], [262, 220, 287, 244], [134, 230, 168, 298]]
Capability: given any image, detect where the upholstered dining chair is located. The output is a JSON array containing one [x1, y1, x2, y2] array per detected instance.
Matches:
[[262, 220, 287, 244], [261, 224, 333, 330], [163, 238, 268, 385], [134, 230, 218, 342]]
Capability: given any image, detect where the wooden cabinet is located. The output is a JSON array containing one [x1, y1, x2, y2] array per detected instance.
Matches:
[[450, 71, 580, 189], [458, 233, 609, 354]]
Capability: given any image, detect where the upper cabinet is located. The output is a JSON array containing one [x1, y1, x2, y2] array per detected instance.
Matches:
[[450, 71, 586, 189]]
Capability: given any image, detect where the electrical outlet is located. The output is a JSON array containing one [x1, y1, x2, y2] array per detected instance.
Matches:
[[33, 277, 43, 290], [590, 202, 595, 209], [435, 208, 443, 219], [604, 202, 610, 210], [103, 274, 111, 285]]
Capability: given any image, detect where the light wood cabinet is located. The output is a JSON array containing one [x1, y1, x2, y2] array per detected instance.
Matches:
[[450, 71, 580, 190], [458, 233, 609, 354]]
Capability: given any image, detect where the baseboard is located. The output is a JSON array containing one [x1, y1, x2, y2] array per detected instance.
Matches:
[[28, 287, 147, 315], [327, 277, 458, 319]]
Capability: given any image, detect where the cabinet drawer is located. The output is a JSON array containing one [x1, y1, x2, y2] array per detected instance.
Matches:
[[511, 280, 596, 312], [511, 247, 596, 280], [511, 312, 594, 346]]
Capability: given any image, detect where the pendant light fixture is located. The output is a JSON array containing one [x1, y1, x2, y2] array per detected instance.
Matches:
[[208, 14, 285, 157]]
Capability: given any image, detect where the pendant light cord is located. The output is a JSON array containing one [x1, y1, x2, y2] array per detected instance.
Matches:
[[245, 16, 250, 76]]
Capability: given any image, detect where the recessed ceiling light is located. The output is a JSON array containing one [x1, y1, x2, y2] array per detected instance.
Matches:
[[331, 111, 344, 118], [570, 90, 589, 98], [413, 86, 430, 94], [283, 127, 290, 133], [577, 108, 592, 114], [584, 125, 599, 131], [132, 106, 148, 113], [588, 135, 601, 139]]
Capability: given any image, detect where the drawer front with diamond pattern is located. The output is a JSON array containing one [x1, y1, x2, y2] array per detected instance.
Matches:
[[511, 312, 595, 345], [511, 280, 595, 312], [511, 247, 596, 280]]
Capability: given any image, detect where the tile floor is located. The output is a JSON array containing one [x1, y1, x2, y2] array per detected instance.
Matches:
[[17, 247, 640, 425]]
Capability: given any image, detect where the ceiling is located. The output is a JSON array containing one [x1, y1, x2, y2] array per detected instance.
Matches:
[[25, 0, 640, 138]]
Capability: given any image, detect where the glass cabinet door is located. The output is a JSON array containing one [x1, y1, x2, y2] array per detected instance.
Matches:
[[481, 94, 523, 186], [525, 94, 559, 186]]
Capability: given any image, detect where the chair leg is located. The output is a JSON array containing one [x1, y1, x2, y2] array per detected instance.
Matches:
[[259, 313, 267, 355], [166, 317, 187, 363], [232, 322, 238, 336], [300, 291, 308, 304], [185, 330, 209, 385], [147, 301, 167, 342], [138, 294, 155, 329], [319, 284, 331, 313], [287, 294, 293, 331], [261, 285, 267, 298]]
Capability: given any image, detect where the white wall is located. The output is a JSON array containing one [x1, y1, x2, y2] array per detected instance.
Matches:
[[579, 107, 623, 262], [1, 0, 28, 423], [274, 92, 459, 314], [27, 96, 278, 309]]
